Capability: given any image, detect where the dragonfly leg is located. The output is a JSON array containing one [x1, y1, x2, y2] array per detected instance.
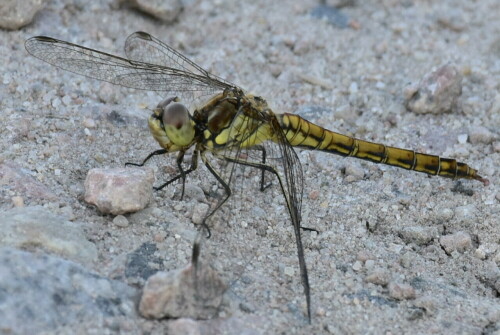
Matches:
[[125, 148, 197, 194], [124, 149, 167, 167], [175, 151, 187, 199], [199, 152, 233, 238], [222, 155, 311, 322], [251, 145, 274, 191], [300, 226, 319, 233], [154, 150, 199, 192]]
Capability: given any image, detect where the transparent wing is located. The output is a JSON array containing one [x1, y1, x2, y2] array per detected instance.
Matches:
[[201, 106, 309, 319], [222, 109, 304, 223], [124, 31, 236, 90], [25, 34, 236, 102]]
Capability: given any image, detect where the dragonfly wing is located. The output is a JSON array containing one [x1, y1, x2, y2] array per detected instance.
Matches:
[[25, 35, 225, 101], [124, 32, 236, 93], [210, 107, 309, 320]]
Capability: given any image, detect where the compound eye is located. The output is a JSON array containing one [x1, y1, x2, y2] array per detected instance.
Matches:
[[156, 96, 178, 109], [162, 102, 190, 129]]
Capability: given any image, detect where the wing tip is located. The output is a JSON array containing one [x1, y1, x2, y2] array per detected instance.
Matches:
[[25, 36, 58, 53], [131, 31, 153, 41]]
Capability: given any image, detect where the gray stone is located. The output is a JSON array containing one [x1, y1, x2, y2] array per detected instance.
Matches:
[[468, 125, 495, 144], [344, 162, 365, 182], [440, 231, 473, 254], [454, 204, 478, 225], [125, 242, 163, 281], [113, 214, 130, 227], [404, 64, 463, 114], [0, 0, 44, 30], [388, 282, 416, 300], [192, 203, 209, 224], [120, 0, 183, 23], [84, 167, 154, 215], [399, 226, 438, 246], [0, 248, 139, 334], [139, 258, 226, 320], [365, 268, 390, 286], [0, 206, 97, 265], [184, 183, 207, 202], [0, 162, 57, 200], [168, 316, 267, 335]]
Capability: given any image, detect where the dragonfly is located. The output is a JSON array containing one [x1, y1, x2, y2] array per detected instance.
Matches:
[[25, 31, 489, 322]]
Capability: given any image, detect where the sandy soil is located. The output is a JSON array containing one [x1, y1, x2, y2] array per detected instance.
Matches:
[[1, 0, 498, 334]]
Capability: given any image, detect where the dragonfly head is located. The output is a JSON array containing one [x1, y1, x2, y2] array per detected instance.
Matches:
[[156, 98, 195, 147]]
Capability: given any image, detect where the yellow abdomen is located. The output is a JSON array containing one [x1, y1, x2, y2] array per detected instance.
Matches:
[[278, 113, 488, 185]]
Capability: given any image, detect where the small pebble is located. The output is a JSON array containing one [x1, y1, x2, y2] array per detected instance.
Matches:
[[365, 268, 390, 286], [399, 226, 438, 246], [122, 0, 183, 23], [457, 134, 468, 144], [399, 252, 414, 269], [344, 163, 364, 182], [388, 282, 416, 300], [404, 64, 463, 114], [356, 250, 373, 262], [84, 168, 154, 215], [309, 190, 320, 200], [454, 204, 478, 225], [440, 231, 472, 254], [113, 215, 129, 228], [98, 82, 117, 103], [414, 296, 437, 315], [191, 203, 209, 224], [468, 126, 494, 144], [365, 259, 375, 269], [0, 0, 44, 30], [284, 266, 295, 277], [352, 261, 363, 272], [153, 231, 167, 243], [82, 118, 96, 129], [62, 95, 72, 106], [349, 82, 358, 94], [11, 196, 24, 207], [433, 208, 454, 222], [51, 98, 61, 109]]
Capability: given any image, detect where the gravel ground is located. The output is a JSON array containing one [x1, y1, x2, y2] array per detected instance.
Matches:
[[0, 0, 499, 334]]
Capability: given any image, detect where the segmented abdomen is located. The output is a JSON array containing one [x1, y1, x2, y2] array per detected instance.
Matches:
[[278, 113, 488, 185]]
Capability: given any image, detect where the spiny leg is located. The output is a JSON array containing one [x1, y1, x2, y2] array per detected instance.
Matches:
[[224, 155, 317, 231], [252, 145, 273, 191], [155, 150, 199, 195], [174, 150, 188, 198], [198, 153, 232, 238], [124, 148, 196, 195], [124, 149, 167, 167]]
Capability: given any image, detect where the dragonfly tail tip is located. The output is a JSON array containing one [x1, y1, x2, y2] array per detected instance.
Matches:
[[476, 175, 489, 186]]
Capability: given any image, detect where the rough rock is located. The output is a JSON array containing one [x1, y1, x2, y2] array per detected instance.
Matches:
[[388, 282, 416, 300], [0, 206, 97, 265], [0, 0, 44, 30], [0, 162, 57, 200], [468, 125, 495, 144], [0, 247, 138, 334], [120, 0, 183, 23], [365, 268, 390, 286], [399, 226, 439, 246], [139, 255, 227, 320], [168, 316, 267, 335], [84, 167, 154, 215], [440, 231, 473, 254], [404, 64, 463, 114]]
